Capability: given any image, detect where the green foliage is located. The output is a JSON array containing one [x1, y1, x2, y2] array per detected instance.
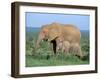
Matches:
[[81, 39, 89, 52], [26, 53, 89, 67], [26, 28, 89, 67]]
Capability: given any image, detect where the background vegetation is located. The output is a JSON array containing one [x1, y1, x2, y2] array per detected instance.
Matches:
[[26, 27, 89, 67]]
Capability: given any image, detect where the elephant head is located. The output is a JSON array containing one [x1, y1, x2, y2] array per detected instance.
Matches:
[[35, 23, 62, 50], [35, 25, 49, 49]]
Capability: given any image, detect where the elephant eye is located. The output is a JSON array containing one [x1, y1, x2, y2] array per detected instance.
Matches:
[[43, 31, 45, 33], [41, 31, 44, 34], [42, 31, 45, 34]]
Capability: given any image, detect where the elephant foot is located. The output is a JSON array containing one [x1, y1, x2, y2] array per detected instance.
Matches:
[[80, 53, 89, 60]]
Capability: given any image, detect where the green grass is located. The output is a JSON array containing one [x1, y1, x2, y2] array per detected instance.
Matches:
[[25, 28, 89, 67], [26, 53, 89, 67]]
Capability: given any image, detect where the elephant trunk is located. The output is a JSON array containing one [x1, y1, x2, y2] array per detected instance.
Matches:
[[35, 32, 45, 49], [35, 38, 41, 49], [35, 41, 40, 49]]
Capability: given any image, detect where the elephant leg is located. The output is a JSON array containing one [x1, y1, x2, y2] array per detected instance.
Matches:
[[56, 46, 59, 53], [64, 47, 70, 53], [62, 41, 70, 54], [76, 46, 83, 59], [56, 43, 63, 53], [51, 40, 57, 54], [70, 43, 83, 59]]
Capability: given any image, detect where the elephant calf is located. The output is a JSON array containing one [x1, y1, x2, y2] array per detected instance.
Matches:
[[56, 37, 70, 53], [56, 36, 83, 59], [57, 41, 70, 53]]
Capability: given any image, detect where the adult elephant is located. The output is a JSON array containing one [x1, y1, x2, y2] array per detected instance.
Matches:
[[35, 22, 83, 58]]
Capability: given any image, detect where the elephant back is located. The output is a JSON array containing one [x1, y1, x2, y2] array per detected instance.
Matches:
[[62, 24, 81, 44]]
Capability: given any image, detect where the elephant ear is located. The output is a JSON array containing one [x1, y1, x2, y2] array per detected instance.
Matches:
[[48, 23, 62, 41], [48, 29, 60, 41]]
